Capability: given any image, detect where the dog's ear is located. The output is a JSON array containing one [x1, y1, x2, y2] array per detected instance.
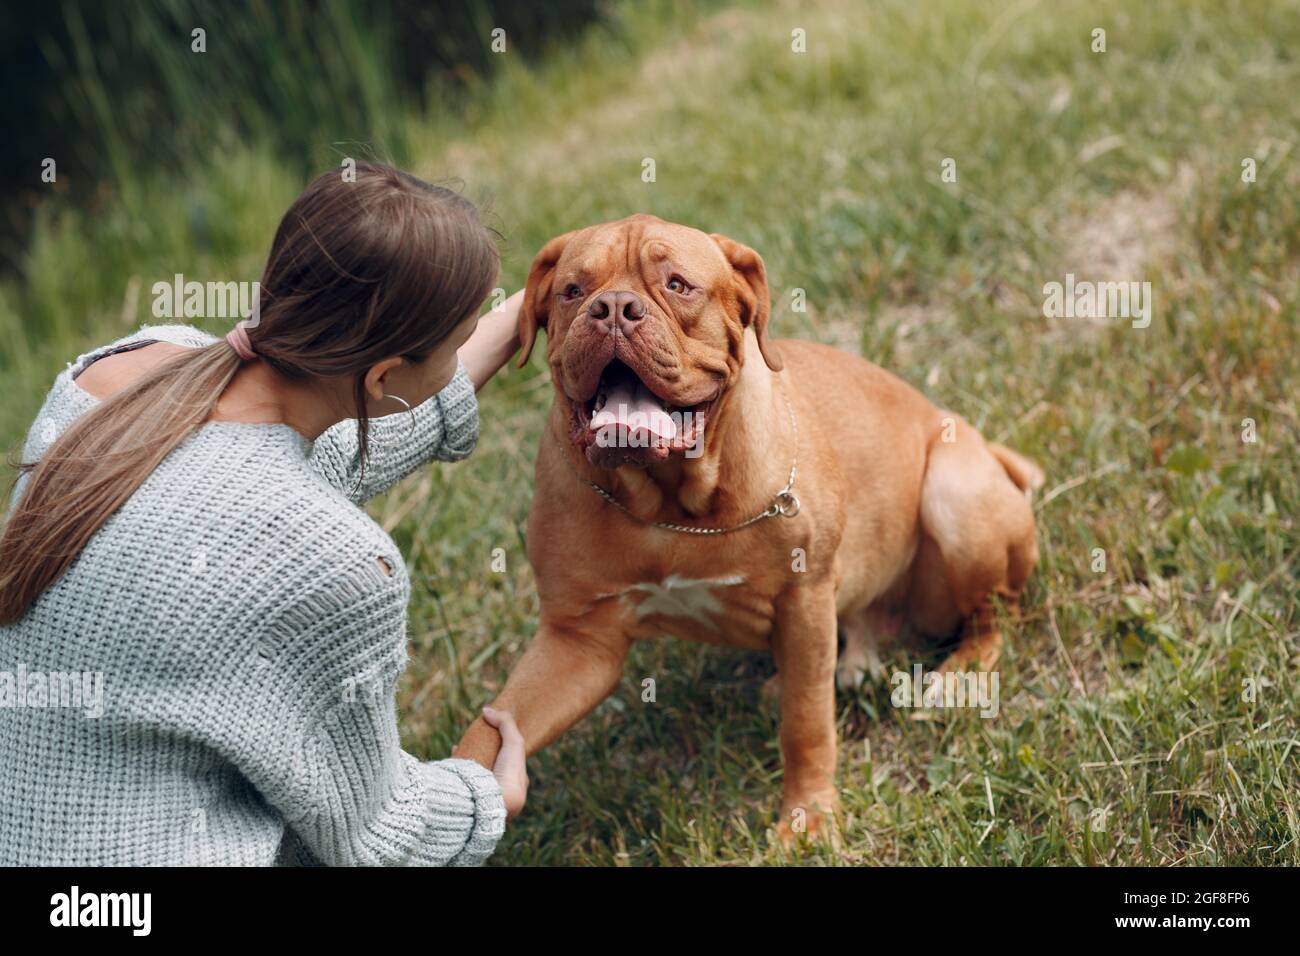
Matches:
[[709, 232, 783, 372], [516, 230, 577, 369]]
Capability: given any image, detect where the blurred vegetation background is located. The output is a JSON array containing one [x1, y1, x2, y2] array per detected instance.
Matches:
[[1, 0, 1297, 865], [0, 0, 601, 258]]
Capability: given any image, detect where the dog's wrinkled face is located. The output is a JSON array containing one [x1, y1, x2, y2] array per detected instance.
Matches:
[[516, 214, 781, 469]]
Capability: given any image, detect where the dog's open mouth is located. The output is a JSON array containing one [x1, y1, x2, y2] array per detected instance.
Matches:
[[570, 360, 712, 469]]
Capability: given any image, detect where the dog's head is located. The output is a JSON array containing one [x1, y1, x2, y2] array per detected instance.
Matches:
[[516, 214, 781, 469]]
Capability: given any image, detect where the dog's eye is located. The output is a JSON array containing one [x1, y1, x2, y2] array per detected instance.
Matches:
[[561, 284, 583, 300], [667, 275, 691, 294]]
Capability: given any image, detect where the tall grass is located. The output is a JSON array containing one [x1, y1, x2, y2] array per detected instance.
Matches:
[[2, 0, 605, 269]]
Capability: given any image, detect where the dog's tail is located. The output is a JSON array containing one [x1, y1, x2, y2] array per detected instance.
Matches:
[[989, 443, 1045, 495]]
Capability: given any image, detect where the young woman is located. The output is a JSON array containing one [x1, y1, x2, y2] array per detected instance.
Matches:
[[0, 162, 527, 866]]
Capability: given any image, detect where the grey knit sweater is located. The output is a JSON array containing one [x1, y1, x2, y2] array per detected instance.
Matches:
[[0, 324, 506, 866]]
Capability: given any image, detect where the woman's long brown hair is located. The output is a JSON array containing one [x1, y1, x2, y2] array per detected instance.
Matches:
[[0, 162, 499, 624]]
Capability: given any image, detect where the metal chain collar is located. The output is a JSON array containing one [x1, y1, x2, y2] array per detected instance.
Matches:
[[570, 377, 800, 535]]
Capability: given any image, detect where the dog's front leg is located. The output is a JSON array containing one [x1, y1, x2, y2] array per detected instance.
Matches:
[[771, 583, 840, 844], [455, 618, 632, 769]]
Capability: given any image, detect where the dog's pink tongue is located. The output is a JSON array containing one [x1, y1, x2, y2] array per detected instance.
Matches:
[[590, 378, 677, 441]]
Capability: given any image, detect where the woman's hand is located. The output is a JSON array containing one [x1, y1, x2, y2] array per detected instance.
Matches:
[[480, 705, 528, 818], [459, 289, 525, 391]]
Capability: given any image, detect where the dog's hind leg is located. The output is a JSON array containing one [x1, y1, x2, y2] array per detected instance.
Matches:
[[916, 418, 1040, 673]]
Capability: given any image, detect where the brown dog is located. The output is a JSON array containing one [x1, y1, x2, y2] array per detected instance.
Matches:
[[456, 214, 1043, 840]]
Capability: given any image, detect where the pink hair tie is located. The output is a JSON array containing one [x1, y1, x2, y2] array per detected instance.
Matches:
[[226, 321, 256, 361]]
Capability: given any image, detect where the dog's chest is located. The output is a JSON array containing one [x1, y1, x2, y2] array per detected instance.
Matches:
[[598, 573, 775, 648]]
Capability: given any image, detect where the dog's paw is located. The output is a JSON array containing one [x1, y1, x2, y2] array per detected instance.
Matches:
[[835, 658, 868, 692], [835, 626, 886, 692], [936, 631, 1003, 674], [836, 649, 888, 691], [773, 795, 841, 850]]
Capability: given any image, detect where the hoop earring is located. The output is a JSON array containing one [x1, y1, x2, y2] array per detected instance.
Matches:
[[369, 393, 417, 448]]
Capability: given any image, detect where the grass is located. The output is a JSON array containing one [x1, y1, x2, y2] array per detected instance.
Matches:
[[3, 0, 1298, 865]]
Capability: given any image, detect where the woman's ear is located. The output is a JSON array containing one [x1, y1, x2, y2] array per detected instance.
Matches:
[[709, 232, 783, 372], [363, 356, 406, 404], [517, 230, 577, 368]]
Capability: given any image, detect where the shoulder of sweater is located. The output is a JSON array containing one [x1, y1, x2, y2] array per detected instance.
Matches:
[[39, 325, 217, 400], [72, 323, 216, 366], [202, 437, 401, 552], [53, 325, 216, 398], [132, 323, 219, 349], [213, 443, 412, 597], [21, 326, 217, 468]]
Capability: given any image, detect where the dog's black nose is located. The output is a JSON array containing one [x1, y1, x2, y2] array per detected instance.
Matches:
[[587, 290, 645, 326]]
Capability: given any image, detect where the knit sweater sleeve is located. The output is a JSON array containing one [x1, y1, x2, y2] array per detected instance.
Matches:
[[281, 675, 508, 867], [214, 555, 506, 867], [308, 362, 480, 503]]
